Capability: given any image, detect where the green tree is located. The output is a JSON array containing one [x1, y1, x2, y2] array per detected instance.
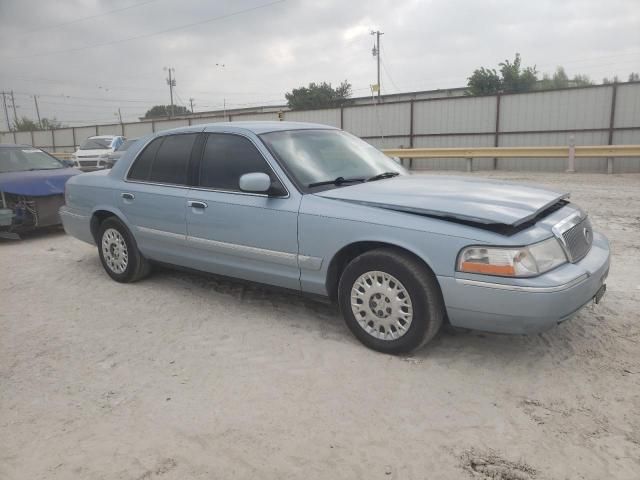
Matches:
[[466, 67, 502, 95], [538, 67, 592, 90], [13, 116, 38, 131], [571, 74, 593, 86], [285, 80, 352, 110], [498, 53, 538, 93], [144, 105, 189, 118], [13, 116, 65, 131], [629, 72, 640, 82], [466, 53, 538, 95], [540, 66, 569, 89]]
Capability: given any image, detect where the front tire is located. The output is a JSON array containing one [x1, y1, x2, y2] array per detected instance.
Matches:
[[98, 217, 150, 283], [338, 248, 444, 354]]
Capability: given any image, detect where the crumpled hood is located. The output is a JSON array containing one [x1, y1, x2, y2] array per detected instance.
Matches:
[[315, 175, 569, 226], [0, 168, 81, 196]]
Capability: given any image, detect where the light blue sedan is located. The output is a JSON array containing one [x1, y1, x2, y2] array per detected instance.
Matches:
[[60, 122, 609, 353]]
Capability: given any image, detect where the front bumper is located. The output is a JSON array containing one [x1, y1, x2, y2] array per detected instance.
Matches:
[[438, 232, 610, 334], [73, 159, 108, 172]]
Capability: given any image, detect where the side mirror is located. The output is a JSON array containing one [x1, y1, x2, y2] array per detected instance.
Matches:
[[239, 172, 271, 193], [61, 159, 75, 168]]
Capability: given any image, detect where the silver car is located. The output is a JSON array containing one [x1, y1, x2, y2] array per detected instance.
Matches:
[[60, 122, 609, 353], [103, 138, 139, 169]]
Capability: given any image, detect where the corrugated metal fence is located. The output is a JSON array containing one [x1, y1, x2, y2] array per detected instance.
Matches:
[[2, 82, 639, 173]]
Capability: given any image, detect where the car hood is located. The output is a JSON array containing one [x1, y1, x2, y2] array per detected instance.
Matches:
[[315, 175, 569, 226], [0, 168, 81, 196]]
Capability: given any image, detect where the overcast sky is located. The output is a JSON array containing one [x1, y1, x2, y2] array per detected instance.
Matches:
[[0, 0, 638, 127]]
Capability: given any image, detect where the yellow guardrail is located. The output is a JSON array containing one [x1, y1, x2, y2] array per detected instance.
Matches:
[[49, 151, 74, 160], [382, 144, 640, 173], [382, 145, 640, 158]]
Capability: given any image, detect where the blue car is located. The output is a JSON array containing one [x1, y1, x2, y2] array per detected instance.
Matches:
[[0, 144, 80, 239], [60, 122, 609, 353]]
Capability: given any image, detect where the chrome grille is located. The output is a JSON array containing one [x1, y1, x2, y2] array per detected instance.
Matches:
[[559, 216, 593, 262]]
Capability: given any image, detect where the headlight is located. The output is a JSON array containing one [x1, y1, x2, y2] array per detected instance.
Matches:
[[457, 237, 567, 277]]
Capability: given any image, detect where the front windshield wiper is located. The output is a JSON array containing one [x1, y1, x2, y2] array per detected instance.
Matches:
[[307, 176, 366, 188], [366, 171, 400, 182]]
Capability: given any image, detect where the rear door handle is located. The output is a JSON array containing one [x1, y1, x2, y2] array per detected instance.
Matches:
[[121, 192, 135, 200], [187, 200, 208, 209]]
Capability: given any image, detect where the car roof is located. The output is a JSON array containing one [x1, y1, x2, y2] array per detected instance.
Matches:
[[159, 121, 338, 136], [87, 135, 121, 139]]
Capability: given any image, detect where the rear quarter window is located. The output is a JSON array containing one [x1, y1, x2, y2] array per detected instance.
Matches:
[[128, 134, 197, 185]]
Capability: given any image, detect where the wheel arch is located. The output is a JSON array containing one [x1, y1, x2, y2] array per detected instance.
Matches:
[[325, 240, 439, 303], [89, 206, 132, 244]]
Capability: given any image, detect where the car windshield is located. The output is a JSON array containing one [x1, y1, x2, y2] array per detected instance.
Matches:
[[0, 147, 64, 173], [80, 138, 112, 149], [116, 139, 136, 152], [260, 129, 406, 189]]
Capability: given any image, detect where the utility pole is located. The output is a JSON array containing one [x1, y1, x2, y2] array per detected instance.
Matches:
[[164, 67, 176, 117], [189, 97, 195, 113], [1, 92, 11, 131], [10, 90, 18, 124], [117, 108, 123, 124], [371, 30, 384, 98], [33, 95, 41, 128]]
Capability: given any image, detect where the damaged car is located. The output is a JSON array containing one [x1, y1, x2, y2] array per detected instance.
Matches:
[[1, 144, 81, 239], [60, 122, 609, 353]]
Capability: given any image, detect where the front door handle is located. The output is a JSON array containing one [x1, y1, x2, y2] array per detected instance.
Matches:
[[187, 200, 208, 209], [121, 192, 135, 200]]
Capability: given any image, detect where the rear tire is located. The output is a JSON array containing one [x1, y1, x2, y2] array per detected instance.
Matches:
[[98, 217, 150, 283], [338, 248, 444, 354]]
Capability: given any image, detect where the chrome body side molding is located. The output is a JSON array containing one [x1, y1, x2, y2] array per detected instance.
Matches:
[[136, 226, 322, 270]]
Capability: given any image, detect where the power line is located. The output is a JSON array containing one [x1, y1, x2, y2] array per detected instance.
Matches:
[[6, 0, 287, 60], [23, 0, 160, 34], [379, 44, 400, 93], [11, 91, 164, 104], [37, 101, 145, 111], [0, 74, 288, 97]]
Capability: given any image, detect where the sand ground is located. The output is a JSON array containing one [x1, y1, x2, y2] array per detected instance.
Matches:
[[1, 172, 639, 480]]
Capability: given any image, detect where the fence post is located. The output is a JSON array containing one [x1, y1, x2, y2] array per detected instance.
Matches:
[[151, 120, 156, 133], [493, 92, 501, 169], [607, 82, 618, 174], [30, 129, 35, 147], [567, 135, 575, 173], [466, 157, 473, 172], [51, 128, 56, 151], [72, 127, 76, 150], [408, 100, 414, 170]]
